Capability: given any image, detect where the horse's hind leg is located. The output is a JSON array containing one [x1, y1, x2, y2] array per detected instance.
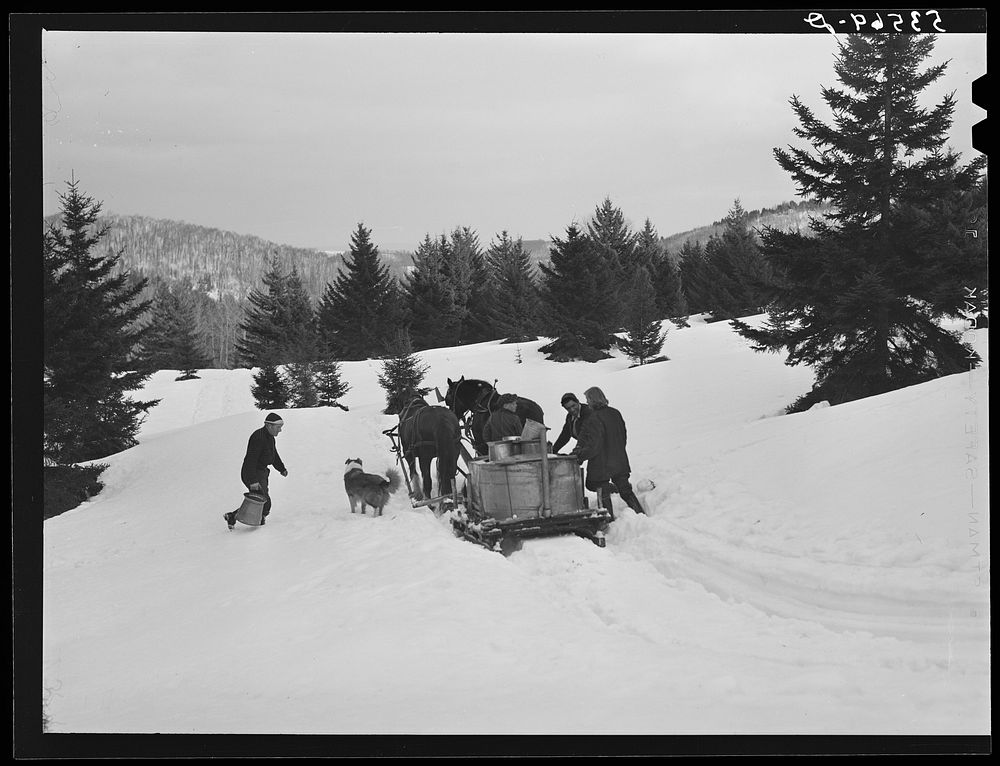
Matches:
[[405, 456, 423, 500], [438, 463, 453, 496], [419, 454, 435, 499]]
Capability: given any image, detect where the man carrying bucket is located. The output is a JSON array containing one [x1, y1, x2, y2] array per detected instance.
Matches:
[[225, 412, 289, 529]]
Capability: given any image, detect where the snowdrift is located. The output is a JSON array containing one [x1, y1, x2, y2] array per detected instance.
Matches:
[[42, 318, 990, 735]]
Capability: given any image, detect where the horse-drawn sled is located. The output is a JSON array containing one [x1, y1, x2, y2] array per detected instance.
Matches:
[[452, 432, 613, 555], [383, 381, 613, 556]]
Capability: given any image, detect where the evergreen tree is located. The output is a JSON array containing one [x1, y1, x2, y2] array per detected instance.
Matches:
[[139, 283, 183, 371], [485, 231, 542, 342], [284, 362, 319, 408], [317, 223, 400, 360], [376, 330, 431, 415], [587, 197, 637, 328], [313, 358, 351, 408], [538, 224, 619, 359], [618, 265, 668, 365], [700, 234, 740, 317], [140, 283, 210, 375], [632, 218, 661, 274], [636, 219, 685, 318], [171, 282, 211, 379], [587, 196, 637, 277], [235, 256, 290, 367], [279, 267, 321, 363], [733, 34, 987, 411], [251, 365, 290, 409], [401, 235, 459, 350], [236, 258, 319, 367], [459, 234, 497, 343], [176, 367, 201, 382], [43, 179, 159, 462], [891, 165, 988, 322], [677, 239, 716, 316], [443, 226, 492, 344], [703, 200, 773, 320]]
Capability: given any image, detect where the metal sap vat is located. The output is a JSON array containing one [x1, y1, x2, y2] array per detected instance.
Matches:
[[469, 453, 585, 521], [487, 436, 543, 462]]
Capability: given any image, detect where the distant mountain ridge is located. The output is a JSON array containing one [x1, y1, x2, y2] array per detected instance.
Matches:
[[43, 212, 421, 303], [45, 198, 835, 303], [510, 200, 835, 266], [659, 199, 834, 256]]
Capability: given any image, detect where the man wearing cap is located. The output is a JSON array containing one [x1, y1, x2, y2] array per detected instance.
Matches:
[[482, 393, 524, 443], [552, 392, 592, 454], [225, 412, 288, 529]]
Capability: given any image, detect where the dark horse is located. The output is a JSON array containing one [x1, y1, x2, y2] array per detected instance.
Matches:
[[444, 377, 545, 456], [396, 396, 462, 502]]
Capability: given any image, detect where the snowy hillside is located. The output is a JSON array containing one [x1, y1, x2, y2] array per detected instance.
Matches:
[[42, 316, 990, 738]]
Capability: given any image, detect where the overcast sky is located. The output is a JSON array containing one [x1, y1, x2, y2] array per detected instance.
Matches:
[[41, 27, 986, 252]]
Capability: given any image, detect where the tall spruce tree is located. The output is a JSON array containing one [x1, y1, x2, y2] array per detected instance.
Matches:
[[171, 277, 213, 378], [455, 228, 497, 344], [733, 34, 987, 411], [485, 231, 542, 342], [43, 180, 159, 462], [587, 196, 637, 277], [443, 226, 491, 344], [618, 265, 668, 366], [235, 256, 289, 367], [636, 219, 686, 318], [377, 330, 431, 415], [139, 283, 178, 371], [140, 283, 210, 375], [677, 239, 718, 316], [236, 258, 319, 367], [702, 200, 773, 320], [278, 267, 321, 363], [317, 223, 400, 360], [587, 197, 637, 328], [275, 268, 324, 407], [401, 235, 459, 350], [538, 224, 619, 359]]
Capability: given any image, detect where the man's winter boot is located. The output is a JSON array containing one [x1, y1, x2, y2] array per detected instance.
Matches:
[[224, 512, 236, 530], [624, 492, 645, 515], [600, 486, 615, 521], [618, 481, 645, 515]]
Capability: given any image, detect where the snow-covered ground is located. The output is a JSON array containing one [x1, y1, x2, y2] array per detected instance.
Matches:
[[42, 316, 990, 739]]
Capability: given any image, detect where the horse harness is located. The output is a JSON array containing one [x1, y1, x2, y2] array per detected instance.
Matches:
[[397, 398, 439, 457]]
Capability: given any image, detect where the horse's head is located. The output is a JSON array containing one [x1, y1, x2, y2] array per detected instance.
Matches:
[[445, 376, 464, 411]]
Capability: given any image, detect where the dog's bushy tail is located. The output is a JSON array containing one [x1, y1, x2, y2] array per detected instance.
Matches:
[[385, 468, 403, 495]]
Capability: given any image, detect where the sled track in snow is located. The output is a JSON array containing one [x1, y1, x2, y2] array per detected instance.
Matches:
[[606, 514, 987, 645]]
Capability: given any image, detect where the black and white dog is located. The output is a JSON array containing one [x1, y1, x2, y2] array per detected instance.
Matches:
[[343, 458, 403, 517]]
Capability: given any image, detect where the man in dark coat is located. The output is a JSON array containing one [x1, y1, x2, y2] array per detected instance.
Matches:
[[225, 412, 288, 529], [552, 392, 592, 454], [571, 387, 644, 519], [483, 393, 524, 443]]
